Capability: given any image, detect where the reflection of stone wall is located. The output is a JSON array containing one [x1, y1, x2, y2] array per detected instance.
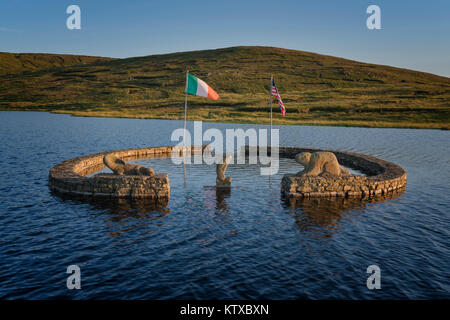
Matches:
[[245, 146, 407, 198], [49, 146, 204, 199], [283, 188, 405, 237], [54, 192, 170, 214]]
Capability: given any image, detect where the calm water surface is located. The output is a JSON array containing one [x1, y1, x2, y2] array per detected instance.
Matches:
[[0, 111, 449, 299]]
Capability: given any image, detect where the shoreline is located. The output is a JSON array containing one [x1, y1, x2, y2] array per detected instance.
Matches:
[[2, 47, 448, 131], [1, 108, 448, 131]]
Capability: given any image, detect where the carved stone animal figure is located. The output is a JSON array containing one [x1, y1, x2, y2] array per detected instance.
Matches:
[[295, 152, 350, 176], [103, 154, 154, 176], [216, 155, 232, 187]]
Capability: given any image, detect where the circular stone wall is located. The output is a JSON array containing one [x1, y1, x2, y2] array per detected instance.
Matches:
[[49, 146, 202, 200], [50, 145, 406, 200], [274, 146, 407, 198]]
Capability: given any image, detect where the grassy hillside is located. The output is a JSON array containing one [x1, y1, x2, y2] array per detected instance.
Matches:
[[0, 46, 449, 129], [0, 52, 114, 76]]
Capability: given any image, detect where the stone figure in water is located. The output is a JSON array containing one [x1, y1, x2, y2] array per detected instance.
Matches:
[[295, 152, 350, 177], [103, 153, 154, 176], [216, 154, 232, 188]]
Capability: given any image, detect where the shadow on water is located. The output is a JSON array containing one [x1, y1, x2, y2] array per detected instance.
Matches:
[[216, 188, 231, 208], [281, 188, 406, 238], [203, 186, 232, 214], [51, 191, 172, 239], [51, 191, 170, 218], [52, 191, 172, 240]]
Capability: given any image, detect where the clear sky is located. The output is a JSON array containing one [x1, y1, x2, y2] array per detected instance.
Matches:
[[0, 0, 449, 77]]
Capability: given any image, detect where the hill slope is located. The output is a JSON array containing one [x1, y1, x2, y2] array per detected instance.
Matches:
[[0, 46, 449, 129], [0, 52, 114, 76]]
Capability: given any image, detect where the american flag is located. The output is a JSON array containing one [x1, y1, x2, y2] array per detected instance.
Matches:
[[271, 79, 286, 116]]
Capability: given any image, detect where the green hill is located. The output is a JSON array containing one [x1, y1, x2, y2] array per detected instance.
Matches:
[[0, 46, 449, 129], [0, 52, 114, 76]]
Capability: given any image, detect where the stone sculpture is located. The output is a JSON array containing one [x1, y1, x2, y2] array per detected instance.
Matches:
[[103, 153, 154, 176], [295, 152, 350, 177], [216, 154, 232, 188]]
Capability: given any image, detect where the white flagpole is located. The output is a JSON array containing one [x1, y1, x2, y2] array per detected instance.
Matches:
[[269, 75, 273, 184], [183, 70, 188, 150], [270, 75, 273, 149], [183, 71, 188, 186]]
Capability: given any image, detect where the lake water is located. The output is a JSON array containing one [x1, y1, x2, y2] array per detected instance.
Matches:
[[0, 111, 449, 299]]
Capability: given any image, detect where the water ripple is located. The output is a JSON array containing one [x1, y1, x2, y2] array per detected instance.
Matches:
[[0, 111, 449, 299]]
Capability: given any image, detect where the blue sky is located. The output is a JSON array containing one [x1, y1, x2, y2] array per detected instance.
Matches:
[[0, 0, 449, 77]]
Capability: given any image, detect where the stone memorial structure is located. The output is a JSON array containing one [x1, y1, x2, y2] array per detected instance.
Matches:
[[216, 154, 232, 188], [244, 146, 407, 199], [103, 153, 155, 176], [49, 144, 406, 202], [49, 145, 208, 200]]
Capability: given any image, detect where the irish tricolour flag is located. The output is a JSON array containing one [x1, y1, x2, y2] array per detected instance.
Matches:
[[186, 73, 219, 100]]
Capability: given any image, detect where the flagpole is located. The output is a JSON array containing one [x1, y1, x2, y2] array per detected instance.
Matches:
[[269, 75, 273, 184], [183, 71, 188, 187], [270, 75, 273, 149], [184, 70, 188, 151]]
